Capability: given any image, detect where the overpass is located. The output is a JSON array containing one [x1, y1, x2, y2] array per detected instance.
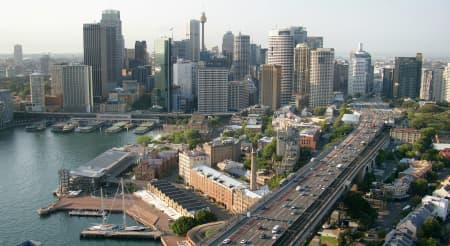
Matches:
[[202, 105, 392, 246]]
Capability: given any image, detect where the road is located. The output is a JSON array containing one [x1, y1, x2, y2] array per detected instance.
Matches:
[[203, 101, 394, 246]]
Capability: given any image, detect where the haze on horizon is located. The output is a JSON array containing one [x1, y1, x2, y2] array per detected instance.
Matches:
[[1, 0, 449, 58]]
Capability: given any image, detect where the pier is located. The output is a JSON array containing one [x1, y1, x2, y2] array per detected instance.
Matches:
[[80, 230, 162, 240]]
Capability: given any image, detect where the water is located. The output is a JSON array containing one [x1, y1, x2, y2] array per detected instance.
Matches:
[[0, 128, 162, 246]]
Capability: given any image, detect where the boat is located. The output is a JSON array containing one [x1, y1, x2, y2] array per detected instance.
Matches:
[[124, 225, 147, 231], [134, 122, 154, 135], [25, 122, 46, 132], [51, 122, 65, 133], [69, 210, 107, 217], [62, 123, 77, 133], [124, 122, 136, 129], [78, 121, 105, 133], [105, 126, 122, 134], [16, 240, 43, 246], [67, 190, 82, 197]]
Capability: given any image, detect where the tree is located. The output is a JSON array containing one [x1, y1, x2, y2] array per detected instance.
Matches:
[[410, 178, 428, 196], [313, 106, 326, 116], [170, 216, 197, 235], [416, 237, 439, 246], [417, 217, 445, 240], [343, 192, 378, 229], [262, 140, 276, 159], [136, 135, 153, 146], [194, 210, 217, 225]]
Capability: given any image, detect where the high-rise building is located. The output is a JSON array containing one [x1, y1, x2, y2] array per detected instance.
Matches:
[[260, 48, 268, 65], [394, 53, 423, 98], [30, 73, 46, 112], [14, 44, 23, 64], [173, 59, 196, 112], [420, 69, 433, 101], [431, 68, 444, 102], [100, 10, 124, 90], [268, 28, 294, 106], [309, 48, 334, 107], [50, 63, 66, 109], [0, 89, 13, 129], [186, 19, 200, 61], [231, 33, 250, 80], [222, 31, 234, 55], [228, 80, 249, 112], [40, 54, 50, 75], [294, 43, 310, 109], [259, 64, 281, 111], [334, 59, 349, 96], [172, 39, 190, 61], [153, 37, 173, 111], [134, 41, 148, 66], [443, 64, 450, 102], [382, 67, 394, 99], [348, 43, 372, 97], [307, 36, 323, 49], [61, 65, 94, 113], [131, 66, 151, 86], [290, 26, 308, 45], [197, 67, 228, 113], [83, 23, 105, 99]]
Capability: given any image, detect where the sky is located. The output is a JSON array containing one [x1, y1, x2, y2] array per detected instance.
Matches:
[[0, 0, 449, 58]]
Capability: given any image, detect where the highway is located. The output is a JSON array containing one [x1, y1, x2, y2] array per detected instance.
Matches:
[[203, 102, 394, 246]]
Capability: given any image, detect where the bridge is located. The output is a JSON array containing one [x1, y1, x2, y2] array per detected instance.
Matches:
[[202, 105, 392, 246]]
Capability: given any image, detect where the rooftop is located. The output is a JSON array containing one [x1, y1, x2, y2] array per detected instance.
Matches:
[[150, 180, 208, 212]]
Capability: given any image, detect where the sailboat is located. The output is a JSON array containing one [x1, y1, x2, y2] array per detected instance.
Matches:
[[86, 179, 146, 232]]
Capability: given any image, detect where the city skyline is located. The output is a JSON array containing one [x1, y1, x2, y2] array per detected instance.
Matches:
[[0, 0, 449, 58]]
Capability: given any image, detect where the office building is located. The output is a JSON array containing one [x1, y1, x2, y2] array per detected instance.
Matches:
[[231, 33, 250, 80], [420, 69, 433, 101], [83, 23, 104, 99], [61, 65, 94, 113], [260, 64, 281, 111], [173, 59, 197, 112], [197, 67, 228, 113], [268, 28, 294, 106], [222, 31, 234, 55], [431, 68, 444, 102], [172, 39, 190, 61], [228, 80, 249, 112], [309, 48, 334, 107], [382, 67, 394, 99], [0, 89, 13, 129], [14, 44, 23, 64], [334, 60, 349, 96], [134, 41, 148, 66], [444, 64, 450, 102], [290, 26, 308, 45], [30, 73, 46, 112], [179, 149, 209, 185], [348, 43, 372, 97], [260, 48, 268, 65], [187, 19, 200, 61], [394, 53, 423, 98], [294, 43, 310, 109], [131, 66, 150, 85], [153, 37, 173, 111], [40, 54, 50, 75], [203, 137, 241, 166], [307, 36, 323, 49]]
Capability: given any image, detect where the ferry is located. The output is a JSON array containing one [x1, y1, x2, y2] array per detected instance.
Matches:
[[133, 122, 154, 135], [25, 122, 46, 132], [78, 121, 105, 133], [104, 121, 128, 134], [51, 122, 65, 133], [62, 123, 77, 133]]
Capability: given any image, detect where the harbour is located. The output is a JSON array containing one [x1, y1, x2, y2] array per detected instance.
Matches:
[[0, 127, 162, 246]]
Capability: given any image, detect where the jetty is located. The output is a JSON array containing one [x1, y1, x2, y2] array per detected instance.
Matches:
[[80, 230, 162, 239]]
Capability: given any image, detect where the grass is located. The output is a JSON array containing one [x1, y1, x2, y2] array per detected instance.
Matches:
[[320, 236, 338, 246], [205, 227, 220, 238]]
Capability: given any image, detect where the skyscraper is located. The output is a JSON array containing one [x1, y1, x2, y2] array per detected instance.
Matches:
[[173, 59, 196, 112], [309, 48, 334, 107], [420, 69, 433, 101], [30, 73, 46, 112], [134, 41, 148, 66], [100, 10, 124, 89], [186, 19, 200, 62], [268, 28, 294, 106], [197, 67, 228, 113], [348, 43, 372, 97], [14, 44, 23, 64], [83, 23, 104, 99], [228, 80, 249, 112], [50, 63, 65, 108], [40, 54, 50, 75], [382, 67, 394, 99], [290, 26, 308, 45], [259, 64, 281, 111], [0, 89, 13, 129], [61, 65, 94, 113], [394, 53, 423, 98], [153, 37, 173, 111], [443, 64, 450, 102], [334, 59, 349, 96], [307, 37, 323, 49], [431, 68, 444, 102], [231, 33, 250, 80], [294, 43, 310, 109], [222, 31, 234, 55]]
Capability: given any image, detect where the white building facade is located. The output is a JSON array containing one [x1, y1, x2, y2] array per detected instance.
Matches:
[[309, 48, 334, 107], [348, 43, 372, 97]]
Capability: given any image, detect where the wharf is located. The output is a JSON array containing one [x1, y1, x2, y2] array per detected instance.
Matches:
[[68, 210, 106, 217], [80, 230, 162, 239]]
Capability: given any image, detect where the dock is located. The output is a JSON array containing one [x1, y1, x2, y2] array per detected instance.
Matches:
[[68, 210, 106, 217], [80, 230, 162, 239]]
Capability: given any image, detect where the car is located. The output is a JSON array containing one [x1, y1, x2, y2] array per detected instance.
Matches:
[[257, 225, 265, 230], [282, 203, 289, 208], [222, 238, 232, 244], [290, 211, 298, 215], [240, 239, 248, 244], [272, 234, 279, 240], [291, 206, 297, 209], [259, 233, 267, 239]]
